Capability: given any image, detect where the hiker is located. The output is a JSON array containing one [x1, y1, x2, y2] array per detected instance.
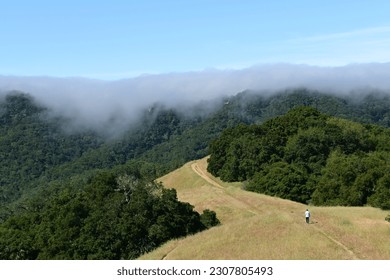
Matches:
[[305, 209, 310, 224]]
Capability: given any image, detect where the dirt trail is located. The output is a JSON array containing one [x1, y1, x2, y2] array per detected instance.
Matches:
[[161, 246, 177, 260], [314, 228, 359, 259], [190, 161, 360, 260], [191, 162, 258, 216], [191, 163, 224, 189]]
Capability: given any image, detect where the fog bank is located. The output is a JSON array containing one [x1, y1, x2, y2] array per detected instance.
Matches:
[[1, 63, 390, 132]]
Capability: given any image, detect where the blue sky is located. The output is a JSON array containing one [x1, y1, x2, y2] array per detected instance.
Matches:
[[1, 0, 390, 79]]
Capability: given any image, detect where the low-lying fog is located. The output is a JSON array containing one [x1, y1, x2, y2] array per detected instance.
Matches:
[[1, 63, 390, 134]]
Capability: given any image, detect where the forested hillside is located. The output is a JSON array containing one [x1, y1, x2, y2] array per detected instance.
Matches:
[[208, 107, 390, 209], [0, 93, 103, 206], [1, 88, 390, 259], [0, 169, 219, 259]]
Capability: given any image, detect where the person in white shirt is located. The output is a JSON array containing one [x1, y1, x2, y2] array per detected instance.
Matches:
[[305, 209, 310, 224]]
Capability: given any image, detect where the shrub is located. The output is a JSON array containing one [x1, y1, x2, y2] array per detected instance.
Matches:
[[200, 209, 221, 229]]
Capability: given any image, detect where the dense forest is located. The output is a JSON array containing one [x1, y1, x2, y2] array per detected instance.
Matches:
[[1, 88, 390, 259], [0, 169, 219, 259], [0, 93, 221, 259], [208, 106, 390, 209]]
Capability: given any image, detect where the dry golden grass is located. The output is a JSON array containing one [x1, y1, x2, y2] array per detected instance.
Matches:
[[140, 157, 390, 260]]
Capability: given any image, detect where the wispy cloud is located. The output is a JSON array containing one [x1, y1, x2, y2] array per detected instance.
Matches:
[[279, 25, 390, 65], [302, 25, 390, 42]]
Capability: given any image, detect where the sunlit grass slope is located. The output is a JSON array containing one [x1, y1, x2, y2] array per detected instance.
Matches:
[[139, 157, 390, 260]]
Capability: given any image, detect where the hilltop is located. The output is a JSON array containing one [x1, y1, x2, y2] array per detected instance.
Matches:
[[140, 157, 390, 260]]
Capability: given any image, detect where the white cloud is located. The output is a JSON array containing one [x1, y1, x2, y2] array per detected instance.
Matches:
[[1, 63, 390, 134]]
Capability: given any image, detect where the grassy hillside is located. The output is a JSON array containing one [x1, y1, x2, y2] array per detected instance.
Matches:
[[139, 157, 390, 260]]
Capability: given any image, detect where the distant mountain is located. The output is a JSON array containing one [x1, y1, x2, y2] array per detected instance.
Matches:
[[0, 87, 390, 259]]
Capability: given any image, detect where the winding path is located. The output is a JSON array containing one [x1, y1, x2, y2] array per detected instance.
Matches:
[[190, 161, 359, 260], [313, 227, 359, 259], [191, 163, 224, 189], [191, 162, 259, 216]]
